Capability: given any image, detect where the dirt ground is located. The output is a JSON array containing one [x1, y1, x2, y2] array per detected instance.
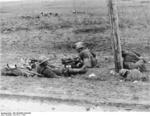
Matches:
[[0, 0, 150, 111]]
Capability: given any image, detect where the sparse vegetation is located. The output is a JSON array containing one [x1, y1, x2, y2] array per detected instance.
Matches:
[[0, 0, 150, 111]]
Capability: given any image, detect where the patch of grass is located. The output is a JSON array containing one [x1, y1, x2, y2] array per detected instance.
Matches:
[[74, 25, 109, 34]]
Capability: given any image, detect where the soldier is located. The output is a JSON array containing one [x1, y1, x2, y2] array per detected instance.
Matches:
[[76, 42, 97, 67], [122, 50, 147, 72], [64, 42, 97, 75], [35, 55, 64, 78], [119, 50, 150, 81]]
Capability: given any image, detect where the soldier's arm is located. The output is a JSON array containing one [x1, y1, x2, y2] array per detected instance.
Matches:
[[124, 50, 141, 60], [82, 58, 92, 68]]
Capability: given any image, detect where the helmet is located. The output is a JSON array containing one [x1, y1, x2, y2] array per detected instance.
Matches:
[[75, 42, 85, 50], [39, 55, 49, 64], [119, 69, 128, 76]]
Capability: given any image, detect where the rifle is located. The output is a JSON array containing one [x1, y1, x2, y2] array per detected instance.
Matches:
[[23, 70, 43, 77], [18, 67, 43, 77], [61, 57, 83, 68]]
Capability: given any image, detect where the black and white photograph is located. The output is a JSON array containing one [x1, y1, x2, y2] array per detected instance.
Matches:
[[0, 0, 150, 113]]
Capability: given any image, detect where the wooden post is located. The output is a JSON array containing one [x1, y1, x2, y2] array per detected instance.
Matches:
[[108, 0, 123, 72]]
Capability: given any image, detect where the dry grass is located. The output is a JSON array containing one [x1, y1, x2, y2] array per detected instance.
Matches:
[[0, 0, 150, 111], [1, 0, 150, 54]]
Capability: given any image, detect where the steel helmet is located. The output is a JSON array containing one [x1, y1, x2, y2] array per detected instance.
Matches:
[[75, 42, 85, 50], [119, 69, 128, 76], [39, 55, 49, 65]]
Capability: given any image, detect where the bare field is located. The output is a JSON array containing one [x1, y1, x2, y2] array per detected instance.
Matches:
[[0, 0, 150, 111]]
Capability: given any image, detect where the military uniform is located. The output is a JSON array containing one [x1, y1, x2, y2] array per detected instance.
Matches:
[[122, 50, 146, 72], [79, 48, 97, 68], [35, 56, 64, 78], [65, 42, 97, 75], [36, 65, 60, 78]]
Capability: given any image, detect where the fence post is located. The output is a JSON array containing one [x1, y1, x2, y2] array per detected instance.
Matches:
[[108, 0, 123, 72]]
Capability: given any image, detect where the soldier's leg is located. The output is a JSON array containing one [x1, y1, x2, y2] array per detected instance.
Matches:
[[42, 68, 61, 78], [124, 60, 146, 72], [51, 68, 63, 76]]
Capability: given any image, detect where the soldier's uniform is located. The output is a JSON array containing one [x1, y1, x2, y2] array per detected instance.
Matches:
[[122, 50, 146, 72], [35, 56, 63, 78], [66, 42, 97, 75], [79, 48, 97, 68], [119, 50, 149, 81], [36, 65, 60, 78]]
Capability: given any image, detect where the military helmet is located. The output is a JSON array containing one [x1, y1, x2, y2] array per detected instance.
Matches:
[[75, 42, 85, 50], [39, 55, 49, 65], [119, 69, 128, 76]]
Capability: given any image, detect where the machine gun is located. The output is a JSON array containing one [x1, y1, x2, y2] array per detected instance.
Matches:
[[61, 57, 83, 68]]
